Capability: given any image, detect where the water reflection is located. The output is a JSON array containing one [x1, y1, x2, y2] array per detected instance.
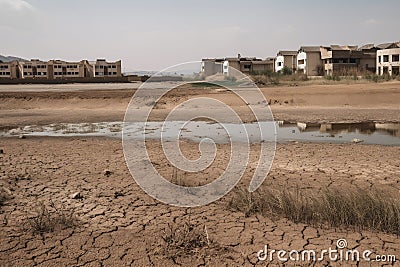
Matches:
[[279, 121, 400, 138], [0, 121, 399, 146]]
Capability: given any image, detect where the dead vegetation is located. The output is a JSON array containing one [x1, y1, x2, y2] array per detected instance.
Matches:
[[24, 200, 79, 235], [161, 220, 214, 259], [229, 186, 400, 235]]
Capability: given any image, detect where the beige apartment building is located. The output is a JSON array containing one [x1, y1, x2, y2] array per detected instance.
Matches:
[[0, 59, 122, 80], [19, 59, 49, 79], [91, 59, 122, 77], [0, 61, 19, 78], [376, 42, 400, 76], [46, 60, 86, 79]]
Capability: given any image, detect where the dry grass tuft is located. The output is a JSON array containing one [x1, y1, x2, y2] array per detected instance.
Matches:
[[24, 201, 79, 234], [161, 220, 212, 259], [229, 186, 400, 235]]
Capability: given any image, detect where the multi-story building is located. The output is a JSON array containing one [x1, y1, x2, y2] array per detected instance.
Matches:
[[0, 61, 19, 78], [200, 55, 274, 77], [223, 55, 274, 76], [90, 59, 122, 77], [19, 59, 49, 79], [0, 58, 122, 80], [47, 60, 85, 79], [376, 42, 400, 76], [357, 44, 379, 73], [297, 46, 323, 76], [275, 51, 297, 73], [320, 45, 376, 76]]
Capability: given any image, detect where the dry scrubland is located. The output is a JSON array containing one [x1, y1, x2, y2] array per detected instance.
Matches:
[[0, 80, 399, 266]]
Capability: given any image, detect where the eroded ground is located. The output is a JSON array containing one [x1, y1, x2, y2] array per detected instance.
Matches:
[[0, 137, 399, 266]]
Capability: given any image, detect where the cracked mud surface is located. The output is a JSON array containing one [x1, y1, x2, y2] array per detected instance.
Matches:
[[0, 137, 399, 266]]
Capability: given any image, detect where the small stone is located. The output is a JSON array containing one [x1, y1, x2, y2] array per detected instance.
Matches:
[[103, 169, 113, 177], [70, 192, 82, 199], [352, 138, 363, 143]]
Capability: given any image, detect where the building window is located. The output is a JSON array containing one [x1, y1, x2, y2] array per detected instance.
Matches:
[[350, 58, 356, 63], [378, 56, 381, 63], [383, 55, 389, 62], [392, 54, 399, 62], [278, 62, 282, 67], [298, 59, 305, 65]]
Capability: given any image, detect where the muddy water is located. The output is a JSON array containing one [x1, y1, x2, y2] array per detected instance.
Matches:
[[1, 121, 399, 146]]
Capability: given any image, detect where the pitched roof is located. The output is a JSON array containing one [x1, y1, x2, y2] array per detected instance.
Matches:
[[278, 50, 297, 56], [377, 42, 400, 49], [298, 46, 321, 52], [330, 45, 358, 51], [358, 44, 375, 50]]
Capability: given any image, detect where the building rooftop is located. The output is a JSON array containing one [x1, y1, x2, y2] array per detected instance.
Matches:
[[298, 46, 321, 52], [358, 44, 376, 50], [329, 45, 358, 51], [377, 42, 400, 49], [277, 51, 297, 56]]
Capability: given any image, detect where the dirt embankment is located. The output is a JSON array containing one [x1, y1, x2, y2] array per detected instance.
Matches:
[[0, 81, 399, 128]]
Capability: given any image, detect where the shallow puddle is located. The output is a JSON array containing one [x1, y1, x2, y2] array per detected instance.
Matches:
[[1, 121, 399, 146]]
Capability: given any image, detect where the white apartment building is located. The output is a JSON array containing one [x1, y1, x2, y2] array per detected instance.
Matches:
[[376, 42, 400, 76]]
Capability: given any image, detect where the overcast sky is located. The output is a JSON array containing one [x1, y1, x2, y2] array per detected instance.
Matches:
[[1, 0, 399, 72]]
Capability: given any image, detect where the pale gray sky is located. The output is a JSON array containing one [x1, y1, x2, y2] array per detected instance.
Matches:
[[1, 0, 399, 72]]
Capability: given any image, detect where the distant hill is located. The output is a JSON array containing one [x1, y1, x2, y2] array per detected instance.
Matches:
[[0, 55, 27, 63]]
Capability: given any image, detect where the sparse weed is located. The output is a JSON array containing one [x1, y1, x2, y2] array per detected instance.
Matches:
[[162, 220, 211, 258], [24, 201, 79, 234]]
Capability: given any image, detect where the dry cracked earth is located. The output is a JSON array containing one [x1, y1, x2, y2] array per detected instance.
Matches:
[[0, 137, 399, 266]]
